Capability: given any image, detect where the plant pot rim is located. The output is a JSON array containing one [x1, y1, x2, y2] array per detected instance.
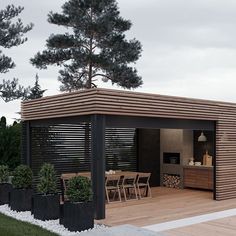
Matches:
[[13, 187, 32, 190], [66, 200, 93, 204], [34, 193, 59, 196]]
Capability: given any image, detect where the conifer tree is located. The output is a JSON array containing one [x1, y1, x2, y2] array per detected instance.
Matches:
[[31, 0, 142, 91], [25, 74, 46, 100], [0, 5, 33, 102]]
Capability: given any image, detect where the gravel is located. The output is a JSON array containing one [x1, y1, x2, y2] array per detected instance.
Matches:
[[0, 204, 107, 236]]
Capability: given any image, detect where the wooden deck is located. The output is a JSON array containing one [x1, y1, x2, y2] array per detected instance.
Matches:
[[97, 187, 236, 227]]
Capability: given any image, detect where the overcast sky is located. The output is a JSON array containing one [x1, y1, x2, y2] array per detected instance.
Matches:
[[2, 0, 236, 123]]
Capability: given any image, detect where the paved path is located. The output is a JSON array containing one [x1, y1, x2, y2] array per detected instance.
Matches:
[[143, 208, 236, 232], [75, 225, 163, 236], [163, 215, 236, 236]]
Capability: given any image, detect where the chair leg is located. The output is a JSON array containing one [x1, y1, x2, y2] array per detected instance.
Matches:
[[105, 188, 110, 203], [123, 187, 127, 201], [148, 184, 152, 198], [133, 185, 138, 200], [118, 188, 122, 202], [112, 189, 119, 201], [137, 184, 141, 199]]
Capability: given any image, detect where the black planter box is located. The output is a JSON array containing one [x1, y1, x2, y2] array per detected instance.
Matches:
[[9, 188, 33, 211], [61, 201, 94, 232], [0, 183, 12, 205], [32, 194, 60, 221]]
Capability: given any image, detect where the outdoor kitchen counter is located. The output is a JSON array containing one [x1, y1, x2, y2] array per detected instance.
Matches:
[[183, 165, 213, 190], [183, 165, 214, 169]]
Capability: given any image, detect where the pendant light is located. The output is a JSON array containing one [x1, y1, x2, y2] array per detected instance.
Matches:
[[198, 131, 207, 142]]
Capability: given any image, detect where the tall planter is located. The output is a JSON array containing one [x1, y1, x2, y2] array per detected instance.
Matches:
[[60, 176, 94, 232], [0, 165, 11, 205], [61, 201, 94, 232], [10, 165, 33, 211], [32, 194, 60, 220], [0, 183, 12, 205], [33, 163, 59, 220], [9, 188, 33, 211]]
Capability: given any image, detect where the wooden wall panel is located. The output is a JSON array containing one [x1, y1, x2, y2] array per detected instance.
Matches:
[[21, 88, 236, 201]]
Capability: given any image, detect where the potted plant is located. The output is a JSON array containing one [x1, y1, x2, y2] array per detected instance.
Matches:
[[60, 176, 94, 232], [9, 165, 33, 211], [32, 163, 60, 220], [0, 165, 12, 205]]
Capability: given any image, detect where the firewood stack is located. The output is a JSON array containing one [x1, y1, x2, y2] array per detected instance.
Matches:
[[163, 174, 181, 188]]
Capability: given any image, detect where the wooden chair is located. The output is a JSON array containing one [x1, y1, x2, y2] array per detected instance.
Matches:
[[121, 174, 138, 201], [105, 175, 122, 203], [136, 173, 152, 199], [60, 173, 77, 202]]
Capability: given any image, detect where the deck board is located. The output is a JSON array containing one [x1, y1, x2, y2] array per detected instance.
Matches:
[[97, 187, 236, 227]]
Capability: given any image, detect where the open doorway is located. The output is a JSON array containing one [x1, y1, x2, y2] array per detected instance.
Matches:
[[137, 128, 214, 196]]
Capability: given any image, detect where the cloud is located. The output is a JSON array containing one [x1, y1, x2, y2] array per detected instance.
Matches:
[[2, 0, 236, 123]]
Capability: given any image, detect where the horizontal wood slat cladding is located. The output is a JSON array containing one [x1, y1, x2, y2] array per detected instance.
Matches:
[[21, 88, 236, 201]]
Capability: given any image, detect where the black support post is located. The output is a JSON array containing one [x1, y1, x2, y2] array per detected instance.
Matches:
[[26, 121, 31, 167], [91, 115, 106, 220], [21, 121, 31, 166]]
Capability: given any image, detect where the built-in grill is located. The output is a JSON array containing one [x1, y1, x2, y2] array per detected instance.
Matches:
[[163, 152, 180, 164]]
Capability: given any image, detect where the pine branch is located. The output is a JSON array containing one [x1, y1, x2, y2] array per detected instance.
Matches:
[[0, 79, 30, 102]]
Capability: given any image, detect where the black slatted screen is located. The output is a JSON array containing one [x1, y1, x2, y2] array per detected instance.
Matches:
[[31, 123, 91, 186], [30, 124, 137, 186], [105, 128, 137, 171], [21, 122, 27, 165]]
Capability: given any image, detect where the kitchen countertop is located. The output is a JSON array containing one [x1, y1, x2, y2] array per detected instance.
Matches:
[[183, 165, 213, 169]]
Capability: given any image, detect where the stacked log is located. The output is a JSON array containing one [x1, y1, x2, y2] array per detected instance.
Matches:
[[163, 174, 181, 189]]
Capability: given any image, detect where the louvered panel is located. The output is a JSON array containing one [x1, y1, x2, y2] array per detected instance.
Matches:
[[30, 124, 137, 189], [31, 123, 91, 188], [105, 128, 137, 172], [21, 122, 27, 165]]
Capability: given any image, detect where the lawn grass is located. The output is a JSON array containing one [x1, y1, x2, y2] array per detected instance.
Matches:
[[0, 213, 58, 236]]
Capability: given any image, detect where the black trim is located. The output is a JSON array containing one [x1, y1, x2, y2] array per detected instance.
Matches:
[[106, 115, 215, 130], [30, 115, 91, 127]]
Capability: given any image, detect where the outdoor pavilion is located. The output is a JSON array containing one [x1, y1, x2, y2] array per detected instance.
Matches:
[[21, 88, 236, 220]]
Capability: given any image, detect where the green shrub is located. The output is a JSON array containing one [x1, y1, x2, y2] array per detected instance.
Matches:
[[12, 165, 33, 189], [0, 165, 9, 183], [0, 117, 21, 169], [37, 163, 57, 195], [66, 176, 92, 203]]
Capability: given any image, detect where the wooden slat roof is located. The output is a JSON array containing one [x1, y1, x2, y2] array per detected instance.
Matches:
[[21, 88, 236, 121]]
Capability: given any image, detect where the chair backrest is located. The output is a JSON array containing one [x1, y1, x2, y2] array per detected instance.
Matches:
[[122, 174, 137, 185], [105, 175, 121, 187], [137, 172, 151, 185], [61, 173, 77, 192], [78, 172, 91, 179], [61, 173, 77, 180]]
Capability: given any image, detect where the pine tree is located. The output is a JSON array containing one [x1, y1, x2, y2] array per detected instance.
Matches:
[[0, 5, 33, 102], [25, 74, 46, 100], [31, 0, 142, 91]]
